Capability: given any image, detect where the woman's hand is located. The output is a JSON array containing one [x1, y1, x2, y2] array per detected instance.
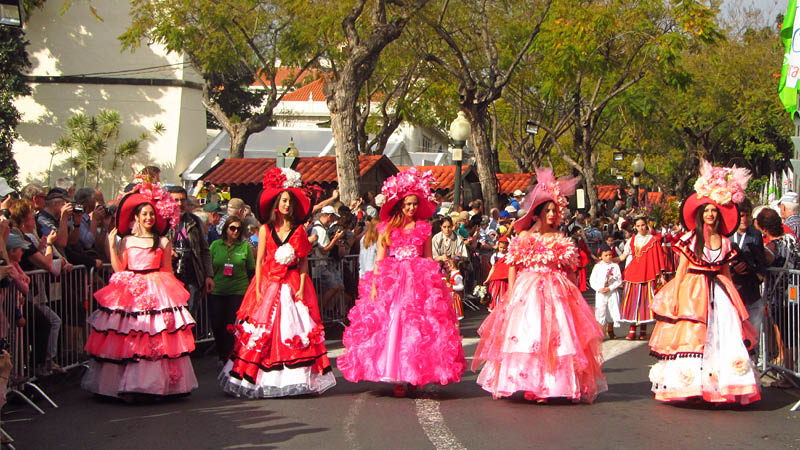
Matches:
[[295, 289, 304, 302], [108, 227, 118, 244]]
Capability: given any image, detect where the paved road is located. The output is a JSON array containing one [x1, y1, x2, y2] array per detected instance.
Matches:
[[4, 310, 800, 450]]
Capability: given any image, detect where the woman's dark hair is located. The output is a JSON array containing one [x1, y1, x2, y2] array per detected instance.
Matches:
[[755, 208, 784, 238], [440, 216, 453, 227], [634, 216, 648, 226], [693, 203, 720, 259], [133, 202, 161, 251], [221, 215, 243, 243], [266, 191, 296, 228], [533, 200, 555, 218]]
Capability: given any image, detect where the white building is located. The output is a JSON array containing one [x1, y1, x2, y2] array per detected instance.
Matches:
[[182, 74, 456, 183], [13, 0, 206, 195]]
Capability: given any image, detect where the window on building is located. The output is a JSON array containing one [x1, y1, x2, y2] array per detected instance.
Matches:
[[422, 134, 432, 153]]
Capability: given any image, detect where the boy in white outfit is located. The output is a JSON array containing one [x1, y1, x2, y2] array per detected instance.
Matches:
[[589, 244, 622, 339]]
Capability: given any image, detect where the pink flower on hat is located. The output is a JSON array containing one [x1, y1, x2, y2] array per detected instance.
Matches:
[[381, 167, 436, 203], [693, 159, 750, 206]]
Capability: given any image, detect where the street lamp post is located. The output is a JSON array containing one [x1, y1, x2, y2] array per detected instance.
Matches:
[[631, 153, 645, 207], [0, 0, 23, 27], [450, 111, 471, 209]]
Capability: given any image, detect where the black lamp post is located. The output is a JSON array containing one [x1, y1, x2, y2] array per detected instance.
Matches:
[[450, 111, 471, 208], [0, 0, 23, 27]]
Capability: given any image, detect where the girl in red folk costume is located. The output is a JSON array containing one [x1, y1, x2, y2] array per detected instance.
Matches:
[[648, 160, 760, 405], [444, 258, 465, 321], [219, 168, 335, 398], [82, 182, 198, 401], [618, 217, 666, 340], [483, 236, 510, 312], [472, 167, 606, 403], [338, 169, 466, 398]]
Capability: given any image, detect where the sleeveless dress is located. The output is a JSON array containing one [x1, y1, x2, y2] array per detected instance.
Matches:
[[337, 221, 466, 386], [82, 247, 198, 397], [648, 233, 761, 404], [472, 233, 607, 402], [487, 254, 509, 312], [219, 225, 335, 398]]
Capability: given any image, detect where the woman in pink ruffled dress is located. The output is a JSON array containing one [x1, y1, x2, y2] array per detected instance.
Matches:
[[82, 182, 198, 401], [337, 169, 466, 397], [472, 167, 607, 403]]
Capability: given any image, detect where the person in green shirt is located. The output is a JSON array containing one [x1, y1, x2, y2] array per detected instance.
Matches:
[[208, 216, 255, 362]]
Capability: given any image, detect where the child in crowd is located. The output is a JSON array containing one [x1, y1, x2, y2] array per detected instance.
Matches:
[[483, 236, 510, 312], [589, 244, 622, 339], [444, 257, 465, 321]]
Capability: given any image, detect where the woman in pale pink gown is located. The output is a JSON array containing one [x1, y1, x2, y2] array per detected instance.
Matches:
[[82, 184, 197, 400], [472, 167, 607, 403]]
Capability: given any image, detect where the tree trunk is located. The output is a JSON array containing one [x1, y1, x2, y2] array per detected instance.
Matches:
[[465, 105, 500, 211], [228, 123, 250, 159], [329, 92, 362, 206], [583, 163, 599, 219]]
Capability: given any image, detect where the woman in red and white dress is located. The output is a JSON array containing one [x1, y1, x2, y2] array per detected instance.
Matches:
[[219, 167, 335, 398], [618, 217, 665, 340]]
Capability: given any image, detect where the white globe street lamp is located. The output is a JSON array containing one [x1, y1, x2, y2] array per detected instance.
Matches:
[[450, 111, 471, 208]]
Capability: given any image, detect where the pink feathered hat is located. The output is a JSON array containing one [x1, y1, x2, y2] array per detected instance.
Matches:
[[513, 167, 580, 233], [379, 168, 437, 221]]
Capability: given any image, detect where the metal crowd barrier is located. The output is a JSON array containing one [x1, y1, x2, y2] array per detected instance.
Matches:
[[760, 267, 800, 412], [308, 255, 358, 327]]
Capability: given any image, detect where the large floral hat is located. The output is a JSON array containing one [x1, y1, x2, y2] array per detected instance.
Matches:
[[681, 159, 750, 236], [116, 179, 181, 236], [513, 166, 580, 233], [258, 167, 311, 223], [379, 168, 437, 221]]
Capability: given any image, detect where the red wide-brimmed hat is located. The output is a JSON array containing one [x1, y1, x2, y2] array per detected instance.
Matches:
[[513, 167, 580, 233], [116, 183, 180, 236], [680, 159, 750, 237], [257, 167, 311, 223], [378, 168, 437, 221]]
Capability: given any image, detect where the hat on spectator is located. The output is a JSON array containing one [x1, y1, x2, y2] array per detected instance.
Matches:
[[514, 166, 580, 233], [0, 178, 14, 198], [497, 235, 509, 243], [6, 233, 30, 250], [499, 210, 510, 219], [203, 202, 224, 214], [513, 189, 525, 197], [681, 159, 750, 237], [379, 168, 437, 221], [45, 187, 69, 202], [257, 167, 310, 224], [504, 205, 517, 214], [320, 205, 339, 217], [116, 182, 181, 236], [779, 191, 799, 205], [498, 225, 508, 235]]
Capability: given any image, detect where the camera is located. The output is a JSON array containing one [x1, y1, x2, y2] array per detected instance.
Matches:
[[72, 202, 84, 214], [0, 338, 8, 353]]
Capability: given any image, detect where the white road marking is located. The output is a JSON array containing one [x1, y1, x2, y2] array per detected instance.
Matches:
[[415, 397, 467, 450], [343, 392, 367, 450]]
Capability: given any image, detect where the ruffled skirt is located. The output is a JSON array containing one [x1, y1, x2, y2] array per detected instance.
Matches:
[[219, 274, 335, 398], [82, 271, 198, 397], [472, 268, 607, 402], [337, 256, 466, 386], [649, 277, 760, 404]]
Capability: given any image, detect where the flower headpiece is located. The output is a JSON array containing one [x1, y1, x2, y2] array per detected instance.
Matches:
[[514, 167, 580, 233], [130, 176, 180, 229], [381, 167, 436, 203], [693, 159, 750, 205], [263, 167, 303, 190]]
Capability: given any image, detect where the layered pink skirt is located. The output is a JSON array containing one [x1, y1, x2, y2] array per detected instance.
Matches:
[[82, 270, 198, 397], [472, 268, 607, 402]]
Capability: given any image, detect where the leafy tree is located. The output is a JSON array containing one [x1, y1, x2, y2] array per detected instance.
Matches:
[[54, 110, 164, 193], [0, 26, 31, 190], [121, 0, 320, 159], [417, 0, 552, 210]]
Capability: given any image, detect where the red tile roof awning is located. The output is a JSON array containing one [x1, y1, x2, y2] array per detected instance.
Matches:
[[596, 185, 664, 204], [281, 78, 326, 102], [496, 173, 534, 195], [397, 165, 472, 190], [203, 156, 387, 185]]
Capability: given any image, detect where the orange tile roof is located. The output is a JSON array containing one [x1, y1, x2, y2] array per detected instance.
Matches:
[[397, 165, 472, 190], [597, 185, 664, 203], [281, 78, 327, 102], [496, 173, 534, 195], [251, 67, 315, 88], [203, 156, 387, 185]]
